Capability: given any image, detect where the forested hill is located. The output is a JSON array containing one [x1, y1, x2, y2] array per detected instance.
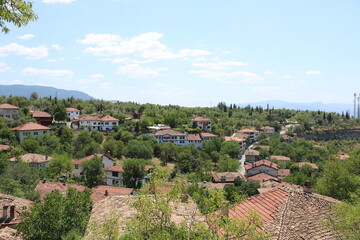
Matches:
[[0, 84, 95, 100]]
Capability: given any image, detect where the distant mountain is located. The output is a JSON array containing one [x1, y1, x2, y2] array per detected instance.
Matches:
[[0, 84, 95, 100], [237, 100, 354, 114]]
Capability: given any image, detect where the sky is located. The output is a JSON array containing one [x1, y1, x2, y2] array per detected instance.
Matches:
[[0, 0, 359, 107]]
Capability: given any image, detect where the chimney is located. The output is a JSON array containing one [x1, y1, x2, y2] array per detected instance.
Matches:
[[45, 155, 48, 160], [202, 181, 207, 188], [42, 179, 46, 183], [303, 182, 312, 193], [105, 190, 109, 196], [2, 206, 8, 219], [10, 206, 15, 218]]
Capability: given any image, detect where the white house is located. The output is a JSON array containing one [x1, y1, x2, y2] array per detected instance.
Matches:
[[9, 153, 53, 169], [245, 160, 279, 178], [72, 154, 117, 176], [200, 132, 217, 141], [187, 134, 203, 148], [153, 130, 189, 146], [224, 136, 247, 151], [0, 103, 20, 120], [190, 117, 212, 131], [11, 122, 51, 142], [236, 129, 259, 142], [72, 115, 119, 132], [66, 108, 80, 121], [260, 126, 275, 136]]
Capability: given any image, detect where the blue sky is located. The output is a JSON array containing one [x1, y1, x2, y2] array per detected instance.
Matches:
[[0, 0, 359, 106]]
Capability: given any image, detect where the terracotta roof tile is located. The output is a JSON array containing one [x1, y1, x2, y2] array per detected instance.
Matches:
[[154, 129, 186, 136], [92, 185, 133, 195], [11, 122, 51, 131], [0, 144, 13, 151], [187, 134, 202, 141], [105, 164, 124, 172], [271, 155, 291, 162], [200, 132, 217, 137], [31, 111, 52, 118], [212, 172, 246, 182], [244, 160, 278, 170], [224, 136, 246, 142], [66, 108, 80, 112], [100, 115, 119, 122], [191, 117, 211, 122], [0, 103, 19, 109], [247, 173, 279, 183], [244, 149, 260, 156], [72, 154, 103, 165], [297, 162, 319, 170], [9, 153, 53, 164], [278, 169, 291, 177], [237, 128, 259, 133], [0, 193, 33, 227], [261, 126, 274, 130]]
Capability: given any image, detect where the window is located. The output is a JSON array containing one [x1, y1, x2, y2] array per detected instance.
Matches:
[[112, 171, 119, 177], [43, 131, 47, 134], [33, 131, 38, 135], [75, 165, 79, 169]]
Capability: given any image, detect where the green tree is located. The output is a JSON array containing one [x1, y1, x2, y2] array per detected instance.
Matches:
[[123, 158, 146, 188], [18, 188, 92, 240], [217, 155, 239, 172], [159, 142, 178, 165], [91, 130, 103, 144], [82, 156, 104, 188], [45, 154, 73, 179], [0, 0, 38, 34], [29, 92, 38, 100], [103, 139, 124, 159], [220, 141, 241, 159], [124, 140, 153, 160]]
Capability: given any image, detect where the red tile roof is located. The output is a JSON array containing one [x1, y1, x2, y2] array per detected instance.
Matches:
[[0, 193, 32, 227], [252, 145, 270, 151], [0, 103, 19, 109], [187, 134, 202, 141], [336, 152, 351, 160], [224, 136, 246, 142], [9, 153, 52, 164], [247, 173, 279, 183], [72, 154, 103, 165], [0, 144, 12, 151], [92, 185, 133, 195], [200, 132, 217, 138], [191, 117, 211, 122], [278, 169, 291, 177], [101, 115, 119, 122], [237, 128, 259, 133], [11, 122, 51, 131], [197, 182, 228, 190], [261, 126, 274, 130], [212, 172, 246, 182], [297, 162, 319, 170], [31, 110, 52, 118], [271, 155, 291, 162], [66, 108, 80, 112], [244, 160, 278, 170], [75, 115, 118, 122], [105, 164, 124, 172], [154, 129, 186, 136]]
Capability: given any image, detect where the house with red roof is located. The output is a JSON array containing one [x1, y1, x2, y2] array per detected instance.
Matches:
[[297, 162, 319, 170], [0, 193, 32, 229], [211, 172, 246, 183], [9, 153, 53, 169], [153, 130, 188, 145], [31, 110, 53, 126], [0, 103, 20, 120], [244, 149, 260, 162], [11, 122, 51, 142], [236, 128, 259, 141], [260, 125, 275, 135], [270, 155, 291, 163], [72, 153, 117, 176], [72, 115, 119, 131], [200, 132, 217, 141], [105, 164, 154, 186], [66, 107, 80, 121], [190, 117, 212, 131], [224, 136, 247, 150], [187, 133, 203, 148], [245, 160, 279, 178]]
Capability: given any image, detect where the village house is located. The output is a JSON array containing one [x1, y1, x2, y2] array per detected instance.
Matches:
[[153, 130, 188, 145], [72, 115, 119, 132], [0, 144, 13, 152], [0, 103, 20, 120], [247, 172, 279, 184], [190, 117, 212, 131], [187, 133, 203, 148], [104, 164, 154, 186], [11, 122, 51, 142], [147, 124, 171, 131], [244, 149, 260, 162], [211, 172, 246, 183], [216, 184, 341, 239], [200, 132, 217, 141], [9, 153, 53, 169], [297, 162, 319, 170], [236, 128, 259, 141], [72, 154, 117, 176], [281, 134, 294, 143], [252, 145, 270, 151], [66, 108, 80, 121], [260, 126, 275, 135], [270, 155, 291, 163], [0, 193, 32, 229], [245, 160, 279, 178], [224, 136, 247, 150], [31, 110, 53, 126]]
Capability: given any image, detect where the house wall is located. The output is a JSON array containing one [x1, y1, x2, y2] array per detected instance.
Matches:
[[16, 129, 50, 142], [68, 111, 80, 121], [105, 171, 123, 186], [188, 140, 203, 148], [155, 135, 189, 146], [245, 155, 258, 163], [0, 109, 20, 120], [246, 166, 278, 177]]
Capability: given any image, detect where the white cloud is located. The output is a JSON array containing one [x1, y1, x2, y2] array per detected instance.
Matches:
[[193, 61, 249, 70], [77, 74, 105, 83], [0, 43, 48, 59], [52, 44, 62, 51], [112, 57, 154, 64], [78, 32, 210, 60], [118, 64, 167, 78], [21, 67, 73, 78], [154, 82, 170, 87], [17, 34, 35, 40], [99, 82, 112, 89], [264, 70, 275, 75], [47, 58, 65, 62], [43, 0, 76, 3], [190, 70, 261, 82], [306, 70, 321, 75], [282, 75, 292, 79], [0, 62, 12, 72], [252, 86, 284, 93]]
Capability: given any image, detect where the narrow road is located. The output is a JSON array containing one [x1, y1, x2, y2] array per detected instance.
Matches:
[[238, 143, 256, 176]]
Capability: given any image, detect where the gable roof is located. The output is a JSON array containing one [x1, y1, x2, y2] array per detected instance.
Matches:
[[75, 115, 119, 122], [11, 122, 51, 131], [154, 129, 186, 136], [247, 173, 279, 183], [224, 136, 246, 142], [244, 149, 260, 156], [92, 185, 133, 195], [212, 172, 246, 182], [297, 162, 319, 170], [245, 160, 278, 170], [0, 144, 13, 151], [187, 133, 202, 141], [261, 126, 275, 130], [0, 103, 19, 109], [237, 128, 259, 133], [226, 186, 341, 239], [9, 153, 53, 164], [31, 110, 52, 118], [66, 108, 80, 112], [0, 193, 33, 227], [200, 132, 217, 138], [72, 153, 103, 165], [191, 117, 211, 122], [271, 155, 291, 162]]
